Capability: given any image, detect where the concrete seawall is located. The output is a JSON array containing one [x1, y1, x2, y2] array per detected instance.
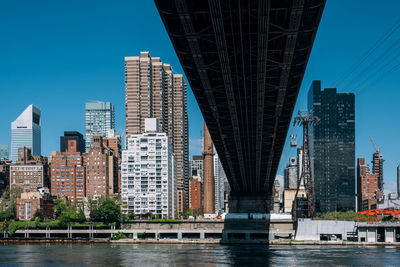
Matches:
[[1, 238, 400, 246]]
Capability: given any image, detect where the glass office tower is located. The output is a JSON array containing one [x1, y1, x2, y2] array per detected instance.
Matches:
[[10, 104, 41, 162], [85, 101, 115, 152], [308, 80, 355, 213], [0, 144, 8, 160]]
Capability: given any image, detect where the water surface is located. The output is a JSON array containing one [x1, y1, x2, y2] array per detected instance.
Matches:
[[0, 243, 399, 266]]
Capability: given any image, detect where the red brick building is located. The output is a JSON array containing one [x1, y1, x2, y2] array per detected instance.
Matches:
[[50, 140, 85, 203], [85, 136, 118, 199], [189, 175, 203, 214], [357, 157, 383, 211], [16, 189, 54, 221]]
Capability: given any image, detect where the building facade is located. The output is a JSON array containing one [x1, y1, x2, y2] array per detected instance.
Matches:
[[125, 52, 189, 214], [10, 147, 49, 193], [11, 104, 41, 162], [0, 144, 8, 160], [60, 131, 85, 153], [308, 80, 355, 212], [189, 175, 203, 214], [16, 189, 54, 221], [214, 153, 227, 214], [85, 136, 118, 199], [85, 101, 115, 152], [121, 119, 177, 218], [50, 140, 85, 203], [357, 149, 384, 211], [10, 165, 46, 193], [190, 155, 203, 180], [372, 151, 384, 190]]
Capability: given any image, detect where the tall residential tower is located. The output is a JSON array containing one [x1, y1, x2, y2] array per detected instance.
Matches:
[[11, 104, 41, 162], [308, 80, 355, 212], [125, 52, 189, 214]]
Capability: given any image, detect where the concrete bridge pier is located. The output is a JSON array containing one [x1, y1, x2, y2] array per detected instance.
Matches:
[[228, 193, 271, 214]]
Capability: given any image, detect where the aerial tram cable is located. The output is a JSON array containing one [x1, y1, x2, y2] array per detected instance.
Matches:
[[331, 16, 400, 88]]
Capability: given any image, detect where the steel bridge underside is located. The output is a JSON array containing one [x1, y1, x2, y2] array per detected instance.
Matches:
[[155, 0, 325, 212]]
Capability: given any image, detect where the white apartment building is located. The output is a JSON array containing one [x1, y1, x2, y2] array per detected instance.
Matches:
[[214, 153, 227, 214], [121, 119, 177, 219]]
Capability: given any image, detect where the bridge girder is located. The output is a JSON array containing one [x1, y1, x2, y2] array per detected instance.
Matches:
[[155, 0, 325, 206]]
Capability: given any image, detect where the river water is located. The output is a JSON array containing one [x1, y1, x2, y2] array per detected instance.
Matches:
[[0, 243, 399, 266]]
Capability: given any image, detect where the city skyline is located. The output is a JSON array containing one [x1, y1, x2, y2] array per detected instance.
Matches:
[[3, 0, 400, 257], [1, 1, 400, 194]]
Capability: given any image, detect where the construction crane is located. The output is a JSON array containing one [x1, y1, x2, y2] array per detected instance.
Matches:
[[369, 136, 380, 153], [292, 110, 319, 218]]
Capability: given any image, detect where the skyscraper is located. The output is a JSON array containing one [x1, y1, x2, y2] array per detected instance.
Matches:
[[308, 80, 355, 212], [60, 131, 85, 153], [11, 104, 41, 162], [125, 52, 189, 214], [0, 144, 8, 160], [85, 101, 115, 152]]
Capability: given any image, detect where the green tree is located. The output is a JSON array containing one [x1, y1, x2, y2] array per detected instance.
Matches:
[[0, 211, 14, 221], [32, 210, 44, 222], [90, 209, 101, 222], [53, 199, 68, 218], [53, 199, 87, 225], [97, 199, 120, 223], [128, 211, 135, 220], [76, 209, 86, 223]]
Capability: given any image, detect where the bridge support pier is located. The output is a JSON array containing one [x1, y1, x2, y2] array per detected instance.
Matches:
[[228, 193, 270, 213]]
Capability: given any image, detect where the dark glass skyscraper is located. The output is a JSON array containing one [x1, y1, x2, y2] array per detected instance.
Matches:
[[308, 80, 355, 213], [60, 131, 85, 153]]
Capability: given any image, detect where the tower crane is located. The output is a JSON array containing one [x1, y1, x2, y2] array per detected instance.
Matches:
[[369, 136, 380, 153]]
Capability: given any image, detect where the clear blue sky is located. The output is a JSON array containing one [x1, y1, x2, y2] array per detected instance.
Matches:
[[1, 1, 399, 193]]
